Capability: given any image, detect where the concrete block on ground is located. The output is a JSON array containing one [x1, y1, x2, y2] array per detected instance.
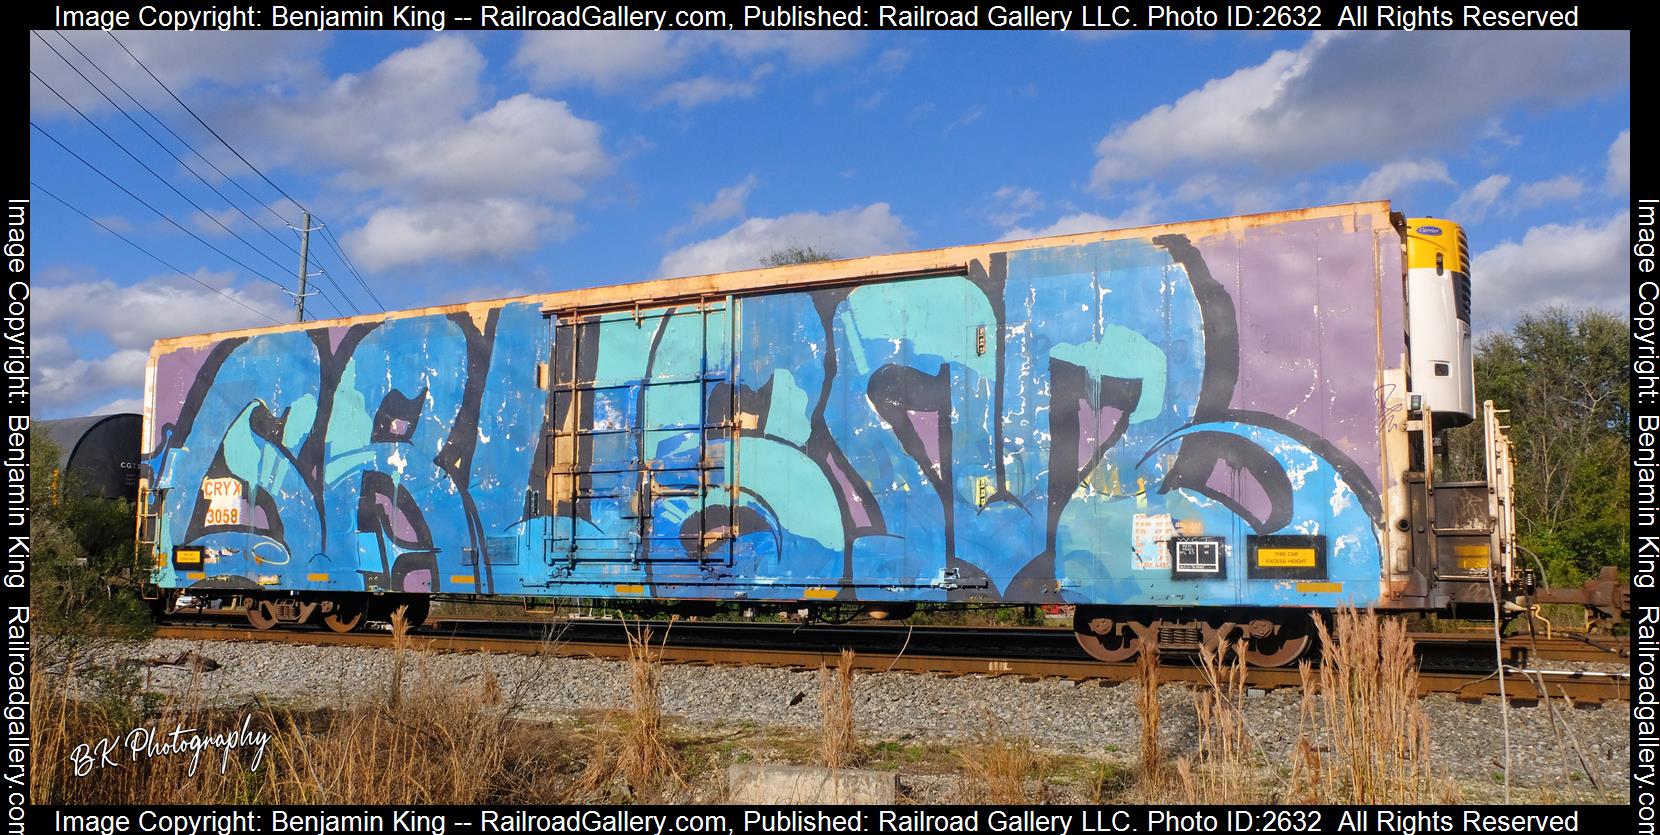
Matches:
[[727, 764, 899, 804]]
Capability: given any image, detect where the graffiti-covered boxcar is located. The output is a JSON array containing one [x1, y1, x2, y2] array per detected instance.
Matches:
[[139, 201, 1525, 665]]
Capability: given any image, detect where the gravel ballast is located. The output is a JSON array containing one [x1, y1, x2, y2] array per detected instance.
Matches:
[[97, 636, 1630, 802]]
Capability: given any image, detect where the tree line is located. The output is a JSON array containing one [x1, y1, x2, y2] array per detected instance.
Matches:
[[1448, 307, 1629, 586]]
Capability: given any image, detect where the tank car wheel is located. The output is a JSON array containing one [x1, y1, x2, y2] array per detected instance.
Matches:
[[1074, 612, 1143, 663], [321, 598, 366, 634], [246, 600, 280, 631], [1238, 616, 1312, 667]]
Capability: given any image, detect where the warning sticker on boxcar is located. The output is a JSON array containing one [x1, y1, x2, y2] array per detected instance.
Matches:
[[1131, 513, 1174, 569], [1257, 547, 1316, 568], [201, 477, 244, 526]]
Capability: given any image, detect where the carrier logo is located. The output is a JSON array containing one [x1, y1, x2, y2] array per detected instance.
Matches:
[[1415, 225, 1443, 236]]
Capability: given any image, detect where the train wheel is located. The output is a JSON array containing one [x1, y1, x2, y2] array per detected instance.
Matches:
[[321, 598, 365, 633], [1074, 610, 1143, 663], [1238, 616, 1312, 667], [246, 600, 280, 631]]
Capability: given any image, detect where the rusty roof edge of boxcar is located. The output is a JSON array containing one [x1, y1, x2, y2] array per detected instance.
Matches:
[[147, 200, 1395, 353]]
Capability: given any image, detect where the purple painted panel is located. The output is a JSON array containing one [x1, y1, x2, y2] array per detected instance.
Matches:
[[1192, 211, 1391, 485], [149, 343, 217, 451]]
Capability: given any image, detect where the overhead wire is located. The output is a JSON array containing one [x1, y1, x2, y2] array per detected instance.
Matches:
[[107, 31, 308, 218], [43, 31, 302, 254], [34, 32, 384, 319], [29, 69, 302, 282], [55, 31, 298, 229], [34, 31, 310, 278], [319, 225, 384, 311], [30, 119, 298, 297], [96, 30, 382, 315], [32, 180, 284, 326]]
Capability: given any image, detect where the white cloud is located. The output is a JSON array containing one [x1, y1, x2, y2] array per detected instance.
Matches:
[[988, 186, 1043, 227], [691, 175, 758, 226], [239, 36, 484, 173], [658, 203, 910, 277], [652, 76, 758, 108], [1607, 130, 1630, 194], [190, 207, 249, 237], [517, 31, 863, 102], [1447, 172, 1585, 223], [1000, 204, 1163, 242], [873, 47, 910, 75], [347, 200, 568, 273], [88, 397, 145, 416], [1091, 32, 1628, 192], [515, 31, 688, 89], [1001, 213, 1116, 242], [1470, 212, 1629, 325], [29, 31, 327, 120], [710, 32, 863, 67], [1168, 176, 1289, 216], [1513, 175, 1585, 208], [944, 104, 985, 135], [238, 37, 609, 271], [1448, 175, 1510, 223], [1347, 159, 1453, 200], [375, 93, 608, 201], [31, 269, 289, 414]]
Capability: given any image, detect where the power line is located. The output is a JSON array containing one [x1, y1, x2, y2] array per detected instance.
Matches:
[[55, 31, 298, 229], [34, 32, 305, 265], [318, 225, 385, 311], [31, 120, 297, 295], [100, 30, 384, 315], [32, 180, 284, 326], [28, 51, 357, 320], [29, 69, 300, 281], [107, 31, 308, 216]]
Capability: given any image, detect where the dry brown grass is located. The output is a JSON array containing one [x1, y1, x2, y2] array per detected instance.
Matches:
[[1176, 640, 1262, 804], [33, 614, 582, 805], [957, 719, 1042, 803], [818, 648, 858, 768], [1302, 606, 1446, 803], [266, 669, 526, 802], [1286, 659, 1325, 803], [31, 658, 269, 804], [574, 622, 682, 801], [1135, 644, 1162, 789], [31, 646, 577, 804], [387, 605, 409, 709]]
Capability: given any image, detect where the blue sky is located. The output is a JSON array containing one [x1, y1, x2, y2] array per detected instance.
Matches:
[[28, 30, 1631, 418]]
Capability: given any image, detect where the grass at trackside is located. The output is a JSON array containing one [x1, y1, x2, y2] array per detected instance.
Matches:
[[35, 609, 1623, 805]]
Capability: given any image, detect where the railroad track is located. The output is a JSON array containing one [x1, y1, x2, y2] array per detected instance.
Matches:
[[151, 618, 1630, 706]]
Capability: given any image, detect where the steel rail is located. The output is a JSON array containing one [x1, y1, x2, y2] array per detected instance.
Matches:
[[150, 623, 1628, 705]]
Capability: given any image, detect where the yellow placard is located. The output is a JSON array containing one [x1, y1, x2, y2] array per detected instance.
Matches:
[[185, 572, 206, 580], [614, 584, 645, 594], [803, 588, 838, 600], [306, 573, 331, 582], [450, 575, 476, 585], [1258, 547, 1316, 568], [1453, 544, 1490, 557], [174, 548, 203, 566], [1297, 582, 1343, 594]]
